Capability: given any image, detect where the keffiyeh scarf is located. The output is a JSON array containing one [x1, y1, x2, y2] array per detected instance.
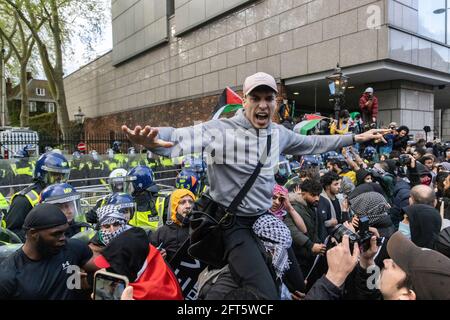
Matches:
[[350, 191, 390, 225], [97, 205, 131, 246], [252, 214, 292, 279]]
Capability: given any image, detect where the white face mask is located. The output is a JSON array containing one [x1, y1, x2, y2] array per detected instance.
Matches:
[[398, 222, 411, 239]]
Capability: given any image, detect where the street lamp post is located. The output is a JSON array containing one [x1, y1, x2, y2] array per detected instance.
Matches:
[[73, 107, 85, 143], [326, 63, 349, 123]]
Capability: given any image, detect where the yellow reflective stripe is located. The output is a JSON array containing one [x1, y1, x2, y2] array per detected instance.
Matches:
[[0, 194, 9, 210], [16, 167, 33, 176], [11, 189, 39, 208], [128, 210, 159, 231], [25, 190, 40, 207], [155, 197, 165, 218]]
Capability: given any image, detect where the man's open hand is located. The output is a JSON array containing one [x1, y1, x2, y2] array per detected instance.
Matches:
[[122, 125, 174, 149], [355, 129, 390, 144]]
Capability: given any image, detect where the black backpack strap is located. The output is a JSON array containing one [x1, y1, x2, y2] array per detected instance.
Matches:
[[227, 134, 271, 214]]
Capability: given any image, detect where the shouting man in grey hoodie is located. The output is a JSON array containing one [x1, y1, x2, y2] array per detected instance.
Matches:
[[122, 72, 387, 299]]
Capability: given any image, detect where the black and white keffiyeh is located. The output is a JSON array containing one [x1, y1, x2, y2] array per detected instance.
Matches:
[[97, 205, 131, 246], [97, 204, 127, 225], [350, 191, 390, 225], [252, 214, 292, 279]]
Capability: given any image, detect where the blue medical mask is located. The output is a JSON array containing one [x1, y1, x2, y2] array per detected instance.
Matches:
[[398, 222, 411, 239]]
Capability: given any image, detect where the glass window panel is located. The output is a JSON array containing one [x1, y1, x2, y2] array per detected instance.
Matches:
[[418, 0, 446, 43]]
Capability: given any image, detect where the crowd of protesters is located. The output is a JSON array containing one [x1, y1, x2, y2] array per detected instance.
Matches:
[[1, 72, 450, 301]]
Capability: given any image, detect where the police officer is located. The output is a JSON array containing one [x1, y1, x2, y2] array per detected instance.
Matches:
[[182, 155, 208, 193], [86, 150, 108, 186], [0, 157, 15, 197], [125, 147, 147, 170], [39, 183, 86, 238], [5, 151, 71, 241], [69, 151, 88, 188], [112, 141, 127, 167], [126, 165, 159, 231], [85, 168, 133, 224], [0, 192, 9, 228], [11, 149, 34, 189]]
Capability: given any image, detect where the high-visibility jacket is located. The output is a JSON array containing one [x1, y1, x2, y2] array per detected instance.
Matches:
[[129, 191, 161, 232], [160, 157, 173, 167], [14, 165, 33, 177], [0, 193, 9, 228], [155, 190, 173, 227], [10, 187, 40, 208]]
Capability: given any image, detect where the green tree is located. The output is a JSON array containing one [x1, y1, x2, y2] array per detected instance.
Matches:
[[0, 4, 46, 127], [2, 0, 108, 137]]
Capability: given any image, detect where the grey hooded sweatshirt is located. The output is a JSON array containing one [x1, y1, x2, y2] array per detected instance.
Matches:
[[151, 109, 353, 216]]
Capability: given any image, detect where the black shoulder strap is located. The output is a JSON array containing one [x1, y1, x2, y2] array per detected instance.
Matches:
[[228, 134, 271, 214]]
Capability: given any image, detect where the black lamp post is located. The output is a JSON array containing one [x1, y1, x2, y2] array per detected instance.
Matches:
[[74, 107, 85, 142], [326, 63, 349, 122]]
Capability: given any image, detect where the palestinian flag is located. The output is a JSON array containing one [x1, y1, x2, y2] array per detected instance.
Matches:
[[294, 119, 322, 135], [211, 87, 243, 120], [304, 114, 325, 121]]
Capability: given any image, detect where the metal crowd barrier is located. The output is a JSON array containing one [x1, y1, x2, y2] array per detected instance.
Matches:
[[0, 168, 180, 210]]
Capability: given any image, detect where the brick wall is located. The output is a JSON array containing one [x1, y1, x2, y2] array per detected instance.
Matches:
[[84, 85, 285, 136], [84, 94, 219, 136]]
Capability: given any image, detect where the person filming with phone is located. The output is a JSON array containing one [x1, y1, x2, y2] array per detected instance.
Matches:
[[359, 87, 379, 129]]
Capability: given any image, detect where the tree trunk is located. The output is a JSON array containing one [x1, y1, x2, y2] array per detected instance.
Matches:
[[51, 0, 70, 139], [19, 64, 29, 127], [55, 75, 70, 139]]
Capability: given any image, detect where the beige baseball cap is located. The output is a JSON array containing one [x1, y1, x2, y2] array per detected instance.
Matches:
[[243, 72, 278, 96]]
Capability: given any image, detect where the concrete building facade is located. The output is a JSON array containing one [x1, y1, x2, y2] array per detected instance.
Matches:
[[64, 0, 450, 140]]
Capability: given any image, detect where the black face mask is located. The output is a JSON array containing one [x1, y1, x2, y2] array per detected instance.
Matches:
[[176, 213, 190, 226]]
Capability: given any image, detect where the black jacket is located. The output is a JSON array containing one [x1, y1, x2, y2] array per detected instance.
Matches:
[[305, 275, 344, 300], [403, 204, 442, 249], [150, 222, 189, 264], [389, 179, 410, 229], [5, 181, 46, 241], [393, 135, 409, 151]]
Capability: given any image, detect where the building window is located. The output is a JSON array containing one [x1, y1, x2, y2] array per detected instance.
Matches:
[[47, 102, 55, 113], [418, 0, 446, 43], [29, 101, 37, 113], [36, 88, 45, 96]]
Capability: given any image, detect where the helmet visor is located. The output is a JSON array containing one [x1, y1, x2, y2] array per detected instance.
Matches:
[[46, 171, 70, 184], [48, 197, 82, 223], [116, 202, 136, 222]]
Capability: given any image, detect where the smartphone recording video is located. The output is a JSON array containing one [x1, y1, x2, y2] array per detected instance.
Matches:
[[93, 270, 129, 300]]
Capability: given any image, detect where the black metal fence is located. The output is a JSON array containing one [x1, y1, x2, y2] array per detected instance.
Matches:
[[0, 132, 137, 156]]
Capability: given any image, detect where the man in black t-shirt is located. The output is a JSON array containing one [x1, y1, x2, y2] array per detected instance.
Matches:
[[318, 172, 350, 239], [0, 204, 94, 300]]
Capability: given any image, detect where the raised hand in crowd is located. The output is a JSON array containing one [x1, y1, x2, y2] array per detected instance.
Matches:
[[325, 235, 360, 287], [121, 125, 174, 149], [283, 194, 308, 233], [359, 236, 380, 270]]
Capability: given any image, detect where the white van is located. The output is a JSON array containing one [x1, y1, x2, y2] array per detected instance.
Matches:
[[0, 127, 39, 159]]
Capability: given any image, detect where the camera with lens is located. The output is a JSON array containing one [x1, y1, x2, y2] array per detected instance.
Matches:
[[329, 216, 381, 252], [398, 154, 411, 166]]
